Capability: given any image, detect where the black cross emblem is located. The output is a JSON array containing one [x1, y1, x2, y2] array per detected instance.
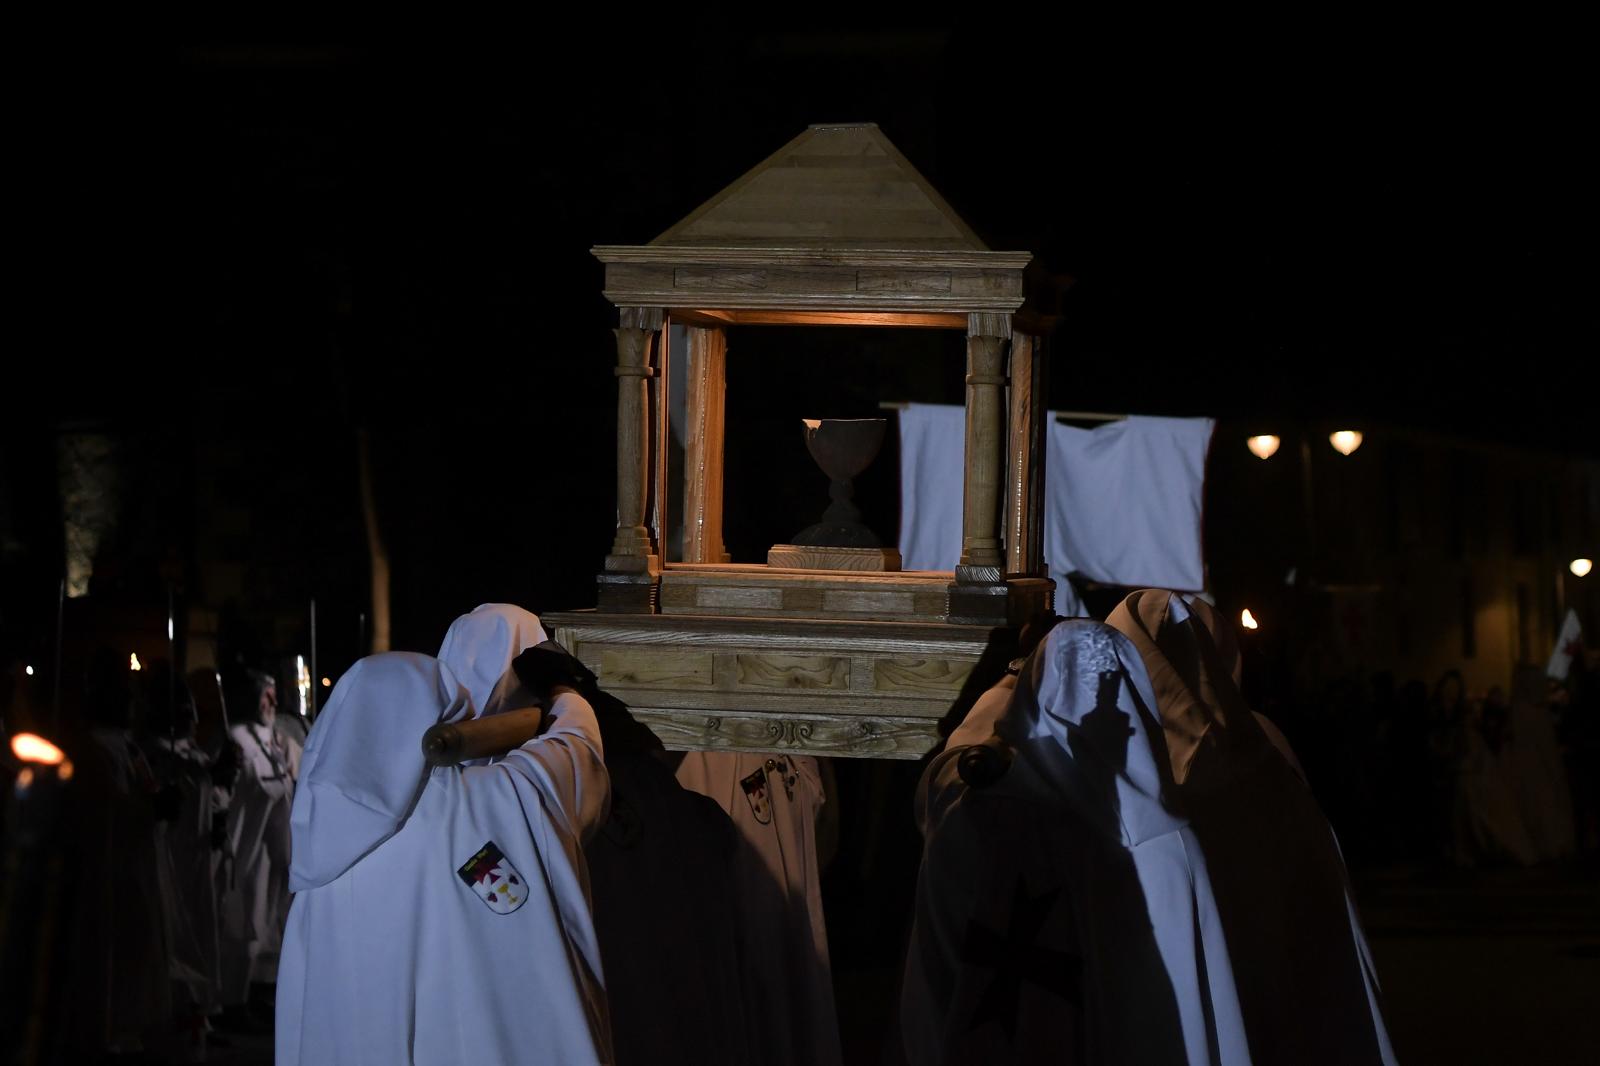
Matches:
[[960, 880, 1082, 1041]]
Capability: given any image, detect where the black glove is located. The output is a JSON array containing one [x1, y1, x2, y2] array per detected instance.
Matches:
[[511, 640, 598, 707]]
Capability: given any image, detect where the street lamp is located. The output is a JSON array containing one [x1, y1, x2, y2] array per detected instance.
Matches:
[[1247, 435, 1281, 460], [1329, 430, 1363, 456]]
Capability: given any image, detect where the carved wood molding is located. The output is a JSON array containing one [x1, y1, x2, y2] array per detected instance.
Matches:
[[544, 611, 993, 658], [632, 709, 941, 760], [595, 246, 1032, 270]]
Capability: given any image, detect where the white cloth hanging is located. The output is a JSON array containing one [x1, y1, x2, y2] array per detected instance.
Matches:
[[896, 403, 967, 573], [895, 405, 1214, 614], [276, 652, 612, 1065], [1044, 415, 1212, 594]]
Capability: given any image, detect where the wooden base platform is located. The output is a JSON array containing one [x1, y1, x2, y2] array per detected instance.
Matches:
[[661, 563, 948, 623], [543, 610, 1000, 759]]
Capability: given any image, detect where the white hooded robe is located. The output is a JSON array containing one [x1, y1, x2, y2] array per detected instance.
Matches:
[[902, 621, 1251, 1066], [439, 603, 750, 1066], [221, 717, 295, 1002], [275, 652, 612, 1065]]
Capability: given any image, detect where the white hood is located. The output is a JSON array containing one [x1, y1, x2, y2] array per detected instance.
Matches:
[[288, 653, 471, 891], [437, 603, 549, 719], [990, 618, 1185, 847]]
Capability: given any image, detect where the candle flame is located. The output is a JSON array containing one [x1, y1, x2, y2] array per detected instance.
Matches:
[[130, 652, 143, 672], [1240, 608, 1259, 630]]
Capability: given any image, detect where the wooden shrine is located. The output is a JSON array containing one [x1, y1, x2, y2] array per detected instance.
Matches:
[[545, 123, 1055, 759]]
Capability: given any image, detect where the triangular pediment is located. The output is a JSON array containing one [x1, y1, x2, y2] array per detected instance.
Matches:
[[651, 123, 987, 251]]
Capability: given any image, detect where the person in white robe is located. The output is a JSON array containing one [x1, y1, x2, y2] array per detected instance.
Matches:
[[275, 650, 612, 1065], [676, 749, 841, 1066], [1105, 590, 1397, 1065], [439, 603, 749, 1066], [139, 665, 229, 1048], [902, 618, 1249, 1065], [220, 669, 296, 1021]]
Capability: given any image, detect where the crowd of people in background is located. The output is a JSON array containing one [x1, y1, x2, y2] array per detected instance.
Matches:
[[51, 655, 304, 1060], [1275, 649, 1600, 870]]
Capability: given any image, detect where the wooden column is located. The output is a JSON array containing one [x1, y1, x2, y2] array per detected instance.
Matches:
[[600, 306, 664, 611], [682, 326, 729, 563], [957, 313, 1010, 577], [1005, 333, 1048, 578], [950, 313, 1012, 623]]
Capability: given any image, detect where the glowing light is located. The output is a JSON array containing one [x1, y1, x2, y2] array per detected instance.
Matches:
[[1240, 608, 1259, 630], [58, 759, 74, 782], [1329, 430, 1363, 456], [129, 652, 143, 672], [321, 677, 332, 688], [1573, 558, 1594, 578], [167, 616, 174, 641], [16, 767, 33, 790], [11, 733, 65, 766], [1246, 435, 1281, 460], [296, 655, 312, 717], [24, 665, 34, 676]]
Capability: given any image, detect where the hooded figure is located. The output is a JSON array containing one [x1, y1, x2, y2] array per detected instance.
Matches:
[[439, 603, 749, 1066], [275, 652, 612, 1065], [1105, 590, 1396, 1065], [676, 748, 841, 1066], [437, 603, 552, 722], [222, 669, 296, 1010], [138, 665, 227, 1030], [902, 620, 1248, 1065]]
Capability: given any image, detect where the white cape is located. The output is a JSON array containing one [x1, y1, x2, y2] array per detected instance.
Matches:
[[439, 601, 750, 1065], [902, 621, 1249, 1066], [275, 652, 612, 1066]]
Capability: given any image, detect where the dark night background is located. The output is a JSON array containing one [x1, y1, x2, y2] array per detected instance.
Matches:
[[3, 30, 1597, 1065], [6, 33, 1591, 650]]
